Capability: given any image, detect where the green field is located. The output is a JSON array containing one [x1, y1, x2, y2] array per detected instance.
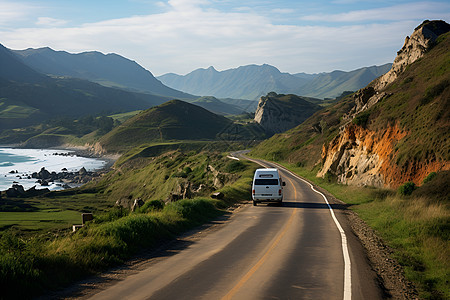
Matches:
[[0, 191, 112, 233], [0, 210, 80, 232]]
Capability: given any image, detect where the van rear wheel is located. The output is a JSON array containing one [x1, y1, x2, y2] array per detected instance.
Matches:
[[253, 200, 257, 206]]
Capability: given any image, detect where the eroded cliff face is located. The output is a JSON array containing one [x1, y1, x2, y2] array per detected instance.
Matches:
[[318, 124, 449, 188]]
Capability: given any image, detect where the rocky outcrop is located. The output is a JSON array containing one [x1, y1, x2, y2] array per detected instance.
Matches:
[[344, 20, 450, 121], [86, 142, 107, 155], [254, 92, 321, 135], [374, 20, 450, 91]]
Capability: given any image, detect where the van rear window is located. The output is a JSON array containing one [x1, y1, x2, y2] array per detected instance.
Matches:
[[254, 179, 279, 185]]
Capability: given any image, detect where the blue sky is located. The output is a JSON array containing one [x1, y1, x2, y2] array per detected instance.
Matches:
[[1, 0, 449, 75]]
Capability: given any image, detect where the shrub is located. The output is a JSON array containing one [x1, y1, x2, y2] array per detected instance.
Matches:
[[324, 171, 337, 183], [398, 182, 416, 196], [422, 172, 437, 184], [139, 199, 165, 213], [183, 167, 192, 174], [352, 111, 371, 127], [164, 198, 219, 224], [225, 160, 246, 173], [94, 207, 129, 223]]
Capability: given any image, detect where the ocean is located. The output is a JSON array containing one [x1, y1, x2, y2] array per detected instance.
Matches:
[[0, 148, 107, 191]]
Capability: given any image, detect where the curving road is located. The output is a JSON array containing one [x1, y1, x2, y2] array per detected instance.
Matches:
[[88, 156, 383, 300]]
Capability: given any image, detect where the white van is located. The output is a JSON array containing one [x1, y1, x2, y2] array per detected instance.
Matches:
[[252, 168, 285, 206]]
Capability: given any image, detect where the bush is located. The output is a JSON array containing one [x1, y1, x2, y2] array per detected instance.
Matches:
[[164, 198, 219, 224], [94, 207, 129, 223], [183, 167, 192, 174], [225, 160, 246, 173], [352, 111, 371, 127], [139, 199, 165, 213], [422, 172, 437, 184], [324, 171, 337, 183], [398, 182, 416, 196]]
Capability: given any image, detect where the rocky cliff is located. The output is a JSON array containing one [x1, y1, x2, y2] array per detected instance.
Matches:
[[318, 124, 449, 188], [343, 20, 450, 122], [254, 92, 321, 135], [319, 20, 450, 188]]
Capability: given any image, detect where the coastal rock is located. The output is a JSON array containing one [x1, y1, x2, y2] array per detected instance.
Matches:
[[32, 167, 51, 180], [6, 184, 26, 197]]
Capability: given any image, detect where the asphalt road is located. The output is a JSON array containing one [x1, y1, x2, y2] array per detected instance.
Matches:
[[88, 156, 384, 300]]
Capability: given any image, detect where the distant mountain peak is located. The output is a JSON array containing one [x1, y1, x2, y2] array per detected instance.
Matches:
[[158, 63, 391, 100]]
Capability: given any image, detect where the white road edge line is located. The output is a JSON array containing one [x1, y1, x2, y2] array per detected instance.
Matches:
[[246, 157, 352, 300]]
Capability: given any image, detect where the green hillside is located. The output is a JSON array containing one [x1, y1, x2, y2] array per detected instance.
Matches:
[[100, 100, 233, 152]]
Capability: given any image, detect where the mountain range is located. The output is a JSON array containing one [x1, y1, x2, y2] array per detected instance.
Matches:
[[13, 47, 194, 99], [0, 43, 173, 129], [157, 63, 392, 100]]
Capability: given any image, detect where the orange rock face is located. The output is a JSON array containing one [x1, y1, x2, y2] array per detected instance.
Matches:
[[319, 124, 449, 188]]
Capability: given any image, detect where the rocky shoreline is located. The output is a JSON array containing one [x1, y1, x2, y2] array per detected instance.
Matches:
[[1, 147, 119, 196]]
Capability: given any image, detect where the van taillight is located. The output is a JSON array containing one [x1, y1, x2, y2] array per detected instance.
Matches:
[[278, 189, 282, 195], [252, 189, 255, 195]]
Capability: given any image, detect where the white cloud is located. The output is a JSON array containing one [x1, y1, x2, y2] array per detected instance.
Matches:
[[272, 8, 295, 14], [168, 0, 210, 11], [301, 2, 450, 22], [0, 0, 442, 75], [0, 1, 37, 25], [36, 17, 68, 27]]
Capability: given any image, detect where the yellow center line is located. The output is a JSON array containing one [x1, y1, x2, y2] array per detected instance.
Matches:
[[221, 177, 298, 300]]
